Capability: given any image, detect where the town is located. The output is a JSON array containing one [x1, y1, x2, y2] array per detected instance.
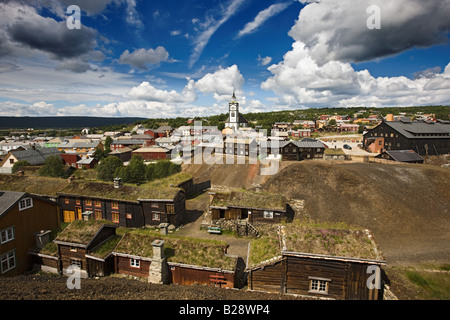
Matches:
[[1, 95, 449, 301]]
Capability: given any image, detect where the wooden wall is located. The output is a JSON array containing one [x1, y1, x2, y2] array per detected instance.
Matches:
[[248, 255, 385, 300], [0, 196, 60, 276], [170, 265, 235, 288], [114, 255, 151, 278]]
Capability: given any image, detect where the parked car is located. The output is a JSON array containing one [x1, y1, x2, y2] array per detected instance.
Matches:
[[343, 144, 352, 150]]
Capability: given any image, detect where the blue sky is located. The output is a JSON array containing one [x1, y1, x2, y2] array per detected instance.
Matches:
[[0, 0, 449, 118]]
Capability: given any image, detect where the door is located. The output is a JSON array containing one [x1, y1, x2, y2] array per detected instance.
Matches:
[[63, 210, 75, 223], [76, 207, 82, 220]]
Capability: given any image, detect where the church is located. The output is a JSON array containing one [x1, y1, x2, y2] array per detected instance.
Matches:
[[224, 92, 248, 131]]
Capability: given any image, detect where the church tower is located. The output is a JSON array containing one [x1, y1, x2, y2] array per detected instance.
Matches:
[[225, 91, 247, 131]]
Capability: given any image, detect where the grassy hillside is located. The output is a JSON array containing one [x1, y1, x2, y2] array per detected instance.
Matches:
[[183, 160, 450, 265]]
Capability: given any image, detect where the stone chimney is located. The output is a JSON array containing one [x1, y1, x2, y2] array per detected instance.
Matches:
[[114, 177, 122, 189], [148, 239, 169, 284], [159, 223, 169, 235]]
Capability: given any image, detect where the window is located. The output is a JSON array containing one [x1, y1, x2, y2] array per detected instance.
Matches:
[[1, 250, 16, 274], [151, 202, 159, 208], [65, 198, 70, 204], [95, 210, 102, 221], [70, 246, 78, 252], [309, 278, 330, 294], [166, 204, 174, 214], [9, 159, 14, 164], [111, 202, 119, 209], [85, 199, 92, 206], [0, 226, 15, 244], [70, 259, 82, 268], [19, 197, 33, 211], [94, 200, 101, 207], [76, 198, 81, 205], [130, 259, 140, 268], [126, 213, 132, 219], [112, 212, 119, 223], [152, 213, 160, 221], [263, 211, 273, 219]]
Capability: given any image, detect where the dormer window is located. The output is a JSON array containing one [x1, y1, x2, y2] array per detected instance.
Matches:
[[19, 197, 33, 211]]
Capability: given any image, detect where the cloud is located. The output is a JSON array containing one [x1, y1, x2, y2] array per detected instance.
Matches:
[[128, 79, 197, 103], [261, 41, 450, 108], [195, 64, 245, 101], [124, 0, 143, 28], [119, 47, 170, 70], [237, 2, 290, 38], [189, 0, 245, 68], [290, 0, 450, 65], [257, 55, 272, 66]]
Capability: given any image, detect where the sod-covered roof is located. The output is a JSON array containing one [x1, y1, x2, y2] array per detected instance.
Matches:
[[114, 232, 237, 271], [248, 220, 384, 268], [54, 220, 116, 247], [210, 190, 286, 211], [0, 174, 182, 201]]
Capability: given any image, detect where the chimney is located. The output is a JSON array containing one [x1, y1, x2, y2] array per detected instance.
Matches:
[[35, 230, 51, 249], [148, 240, 169, 284], [386, 114, 394, 122], [159, 223, 169, 235], [114, 177, 122, 189]]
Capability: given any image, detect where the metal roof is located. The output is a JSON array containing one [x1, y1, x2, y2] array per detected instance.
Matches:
[[0, 190, 26, 216], [383, 121, 450, 139], [10, 147, 60, 165]]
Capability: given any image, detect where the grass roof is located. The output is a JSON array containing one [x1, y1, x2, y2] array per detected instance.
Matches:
[[324, 148, 346, 155], [211, 190, 286, 211], [114, 232, 237, 271], [54, 220, 115, 246], [140, 171, 193, 189], [0, 174, 182, 201], [248, 220, 383, 267]]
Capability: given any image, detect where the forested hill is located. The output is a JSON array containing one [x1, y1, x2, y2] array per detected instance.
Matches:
[[0, 116, 147, 129]]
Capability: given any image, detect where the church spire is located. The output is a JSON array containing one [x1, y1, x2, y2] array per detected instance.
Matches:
[[232, 90, 236, 101]]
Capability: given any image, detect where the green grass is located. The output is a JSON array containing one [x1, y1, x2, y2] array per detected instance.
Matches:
[[405, 269, 450, 300]]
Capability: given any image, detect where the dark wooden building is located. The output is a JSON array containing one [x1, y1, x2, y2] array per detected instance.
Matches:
[[248, 252, 386, 300], [363, 119, 450, 156], [113, 233, 245, 288], [0, 191, 60, 276], [247, 224, 387, 300], [56, 181, 186, 228], [259, 140, 325, 161], [209, 191, 294, 223], [375, 150, 424, 163], [53, 220, 117, 278]]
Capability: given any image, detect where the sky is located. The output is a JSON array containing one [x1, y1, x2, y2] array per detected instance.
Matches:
[[0, 0, 449, 118]]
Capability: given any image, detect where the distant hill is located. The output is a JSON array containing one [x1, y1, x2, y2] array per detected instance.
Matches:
[[0, 116, 147, 129]]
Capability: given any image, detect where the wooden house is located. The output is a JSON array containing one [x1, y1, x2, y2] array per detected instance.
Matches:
[[56, 180, 186, 228], [53, 220, 117, 278], [113, 232, 245, 288], [209, 191, 294, 223], [375, 150, 424, 163], [363, 119, 450, 155], [259, 140, 325, 161], [131, 146, 171, 161], [0, 191, 60, 276], [247, 223, 387, 300], [108, 147, 132, 162]]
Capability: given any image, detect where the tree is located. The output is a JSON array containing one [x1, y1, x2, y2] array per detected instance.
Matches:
[[97, 156, 123, 181], [39, 155, 66, 178], [11, 160, 30, 173], [116, 155, 146, 184]]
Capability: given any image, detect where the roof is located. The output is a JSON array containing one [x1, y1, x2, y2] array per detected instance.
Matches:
[[8, 147, 61, 165], [378, 120, 450, 139], [248, 222, 385, 268], [108, 147, 133, 154], [0, 190, 26, 216], [210, 191, 287, 211], [112, 140, 146, 145], [58, 141, 101, 149], [132, 147, 171, 153], [113, 232, 237, 270], [54, 220, 116, 248], [76, 158, 97, 165], [0, 173, 183, 202], [377, 150, 424, 162], [324, 148, 345, 155]]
